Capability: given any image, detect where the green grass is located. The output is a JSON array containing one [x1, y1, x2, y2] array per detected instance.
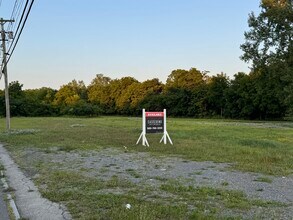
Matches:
[[159, 181, 282, 210], [35, 170, 204, 219], [126, 168, 142, 178], [0, 163, 4, 171], [0, 117, 292, 175], [254, 176, 273, 183], [0, 117, 291, 219], [35, 170, 283, 219]]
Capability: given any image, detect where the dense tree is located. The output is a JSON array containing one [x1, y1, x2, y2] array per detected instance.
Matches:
[[60, 100, 102, 116], [54, 80, 87, 106], [110, 77, 138, 113], [1, 68, 290, 119], [188, 84, 209, 117], [23, 88, 58, 116], [165, 68, 206, 91], [87, 74, 111, 106], [87, 75, 138, 114], [163, 88, 192, 116], [224, 73, 258, 119], [139, 88, 192, 117], [7, 81, 27, 116], [117, 78, 163, 114], [251, 68, 287, 119], [241, 0, 292, 67], [241, 0, 293, 114], [24, 87, 56, 105], [0, 83, 58, 117], [205, 74, 229, 117]]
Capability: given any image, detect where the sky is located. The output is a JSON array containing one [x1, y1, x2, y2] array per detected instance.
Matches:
[[0, 0, 261, 89]]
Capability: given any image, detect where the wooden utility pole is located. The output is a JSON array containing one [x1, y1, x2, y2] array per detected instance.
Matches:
[[0, 18, 14, 130]]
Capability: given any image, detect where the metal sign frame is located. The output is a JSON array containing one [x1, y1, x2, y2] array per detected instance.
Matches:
[[136, 109, 173, 147]]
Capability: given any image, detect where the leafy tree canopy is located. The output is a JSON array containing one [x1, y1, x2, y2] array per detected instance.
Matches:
[[241, 0, 293, 68], [165, 68, 206, 91], [54, 80, 87, 106]]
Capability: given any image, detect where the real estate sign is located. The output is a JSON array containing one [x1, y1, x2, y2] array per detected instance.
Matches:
[[136, 109, 173, 147], [145, 112, 164, 133]]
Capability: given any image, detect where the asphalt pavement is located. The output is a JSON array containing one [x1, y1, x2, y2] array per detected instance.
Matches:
[[0, 185, 9, 220]]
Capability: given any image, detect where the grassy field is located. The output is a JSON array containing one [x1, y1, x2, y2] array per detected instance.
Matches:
[[0, 117, 292, 175], [0, 117, 292, 219]]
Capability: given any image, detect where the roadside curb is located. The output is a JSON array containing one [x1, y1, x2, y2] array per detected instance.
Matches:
[[0, 145, 71, 220], [0, 170, 21, 220]]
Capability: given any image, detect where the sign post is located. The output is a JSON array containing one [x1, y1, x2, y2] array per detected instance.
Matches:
[[136, 109, 173, 146], [136, 109, 149, 146], [159, 109, 173, 145]]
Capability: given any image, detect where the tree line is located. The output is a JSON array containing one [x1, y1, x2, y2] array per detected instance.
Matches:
[[0, 0, 292, 120], [0, 67, 291, 119]]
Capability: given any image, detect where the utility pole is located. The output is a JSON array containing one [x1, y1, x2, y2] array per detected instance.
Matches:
[[0, 18, 14, 130]]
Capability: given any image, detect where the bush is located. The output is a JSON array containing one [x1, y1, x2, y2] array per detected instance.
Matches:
[[61, 101, 102, 116]]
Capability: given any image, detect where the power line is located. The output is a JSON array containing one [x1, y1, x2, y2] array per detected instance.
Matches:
[[6, 0, 29, 53], [7, 0, 19, 31], [11, 0, 20, 19], [7, 0, 25, 50], [2, 0, 34, 69], [8, 0, 25, 33]]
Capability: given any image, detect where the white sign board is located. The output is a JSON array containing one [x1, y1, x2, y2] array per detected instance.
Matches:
[[136, 109, 173, 147]]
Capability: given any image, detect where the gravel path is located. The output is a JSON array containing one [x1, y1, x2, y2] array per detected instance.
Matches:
[[4, 146, 293, 219], [32, 148, 293, 203]]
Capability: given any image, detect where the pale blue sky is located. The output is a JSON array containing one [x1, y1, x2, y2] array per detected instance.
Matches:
[[1, 1, 261, 89]]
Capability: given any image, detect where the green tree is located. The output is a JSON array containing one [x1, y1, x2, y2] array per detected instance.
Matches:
[[24, 88, 58, 116], [117, 78, 163, 114], [205, 73, 229, 117], [163, 88, 192, 116], [0, 83, 58, 117], [6, 81, 26, 116], [188, 84, 209, 117], [240, 0, 293, 115], [87, 74, 112, 110], [165, 68, 206, 91], [241, 0, 292, 67], [224, 73, 257, 119], [25, 87, 56, 105], [109, 77, 138, 113], [54, 80, 87, 106]]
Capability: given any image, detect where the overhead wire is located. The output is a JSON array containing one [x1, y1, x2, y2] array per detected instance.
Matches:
[[0, 0, 34, 74], [7, 0, 19, 31], [6, 0, 26, 51], [8, 0, 25, 32], [6, 0, 29, 53]]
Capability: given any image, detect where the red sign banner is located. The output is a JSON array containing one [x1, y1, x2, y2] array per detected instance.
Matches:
[[145, 112, 164, 117]]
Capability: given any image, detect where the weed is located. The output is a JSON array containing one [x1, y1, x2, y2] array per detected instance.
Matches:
[[154, 176, 168, 182], [256, 188, 264, 192], [254, 176, 273, 183], [221, 181, 229, 186], [4, 187, 15, 193], [126, 169, 142, 178], [0, 163, 4, 171]]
